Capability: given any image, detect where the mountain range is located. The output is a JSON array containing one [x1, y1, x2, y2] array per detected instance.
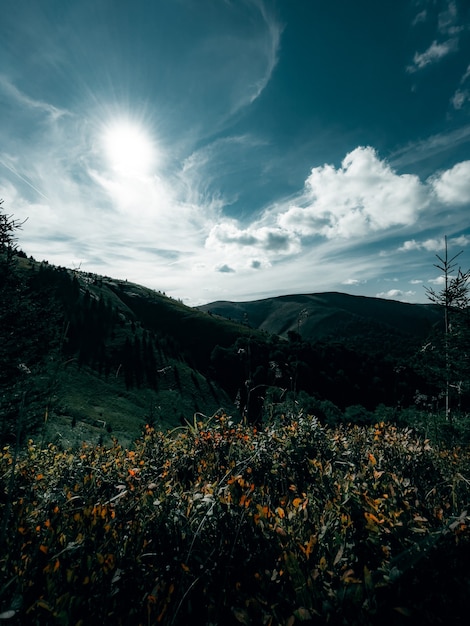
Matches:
[[198, 291, 441, 355], [2, 256, 448, 446]]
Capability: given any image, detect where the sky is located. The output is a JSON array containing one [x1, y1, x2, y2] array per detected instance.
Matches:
[[1, 0, 470, 306]]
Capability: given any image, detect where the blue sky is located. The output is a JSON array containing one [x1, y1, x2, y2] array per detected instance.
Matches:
[[1, 0, 470, 305]]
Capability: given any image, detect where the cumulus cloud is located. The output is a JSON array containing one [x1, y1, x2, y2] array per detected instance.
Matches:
[[206, 221, 300, 256], [399, 234, 470, 252], [342, 278, 366, 286], [376, 289, 416, 301], [428, 275, 446, 285], [452, 235, 470, 247], [431, 160, 470, 204], [277, 147, 428, 239], [201, 147, 469, 288], [399, 238, 442, 252], [3, 95, 470, 305]]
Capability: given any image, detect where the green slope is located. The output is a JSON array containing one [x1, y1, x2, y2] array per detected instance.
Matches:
[[6, 259, 265, 444], [102, 278, 259, 370]]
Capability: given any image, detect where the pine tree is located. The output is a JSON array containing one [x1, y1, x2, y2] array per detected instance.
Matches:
[[424, 236, 470, 422], [0, 201, 62, 442]]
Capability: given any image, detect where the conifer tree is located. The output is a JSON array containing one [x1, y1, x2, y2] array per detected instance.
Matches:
[[0, 201, 61, 442], [424, 236, 470, 422]]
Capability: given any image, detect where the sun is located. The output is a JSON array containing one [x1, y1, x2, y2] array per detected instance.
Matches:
[[102, 119, 155, 176]]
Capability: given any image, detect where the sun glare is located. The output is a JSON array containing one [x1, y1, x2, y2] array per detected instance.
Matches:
[[102, 120, 155, 176]]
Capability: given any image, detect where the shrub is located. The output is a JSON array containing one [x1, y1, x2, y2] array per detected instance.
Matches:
[[0, 416, 469, 624]]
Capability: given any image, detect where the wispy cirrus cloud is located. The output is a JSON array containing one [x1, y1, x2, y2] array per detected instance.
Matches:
[[437, 0, 462, 36], [407, 1, 466, 73], [412, 10, 428, 27], [407, 38, 458, 72], [451, 64, 470, 110], [2, 0, 470, 308], [180, 134, 268, 211], [178, 0, 283, 135], [389, 125, 470, 168], [247, 0, 283, 105], [452, 89, 470, 109], [0, 74, 68, 121]]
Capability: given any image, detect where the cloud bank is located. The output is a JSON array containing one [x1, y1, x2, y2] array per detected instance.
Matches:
[[3, 121, 469, 305], [1, 0, 470, 305]]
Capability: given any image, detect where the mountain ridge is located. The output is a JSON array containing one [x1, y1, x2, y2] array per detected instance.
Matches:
[[2, 254, 452, 444], [197, 290, 442, 353]]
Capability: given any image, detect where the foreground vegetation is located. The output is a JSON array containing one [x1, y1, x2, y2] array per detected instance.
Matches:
[[1, 414, 469, 625]]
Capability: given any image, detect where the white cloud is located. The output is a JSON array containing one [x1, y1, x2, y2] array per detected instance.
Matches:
[[399, 235, 470, 253], [277, 147, 428, 239], [451, 235, 470, 247], [461, 64, 470, 84], [342, 278, 366, 286], [398, 239, 419, 251], [451, 64, 470, 109], [451, 89, 470, 109], [407, 39, 458, 72], [428, 275, 446, 285], [399, 238, 442, 252], [3, 104, 470, 306], [205, 220, 301, 270], [438, 1, 461, 35], [407, 1, 465, 73], [376, 289, 416, 301], [431, 160, 470, 205], [412, 10, 427, 26]]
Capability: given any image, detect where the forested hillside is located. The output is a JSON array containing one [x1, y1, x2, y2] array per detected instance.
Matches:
[[0, 251, 256, 445], [1, 244, 469, 444]]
